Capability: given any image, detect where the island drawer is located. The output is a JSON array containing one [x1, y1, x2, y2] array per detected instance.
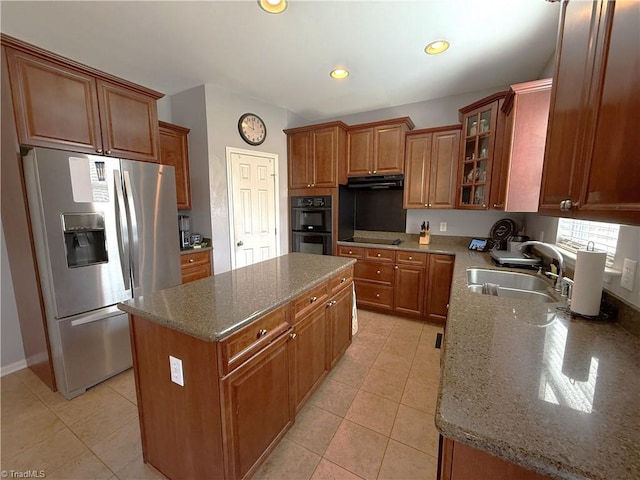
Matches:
[[329, 266, 354, 295], [293, 282, 329, 321], [354, 282, 393, 310], [337, 245, 365, 259], [364, 248, 396, 263], [218, 304, 291, 376], [354, 262, 394, 285], [396, 251, 427, 266]]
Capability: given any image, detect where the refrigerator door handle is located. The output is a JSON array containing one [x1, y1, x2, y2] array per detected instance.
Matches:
[[114, 170, 131, 290], [123, 171, 139, 288], [69, 305, 123, 327]]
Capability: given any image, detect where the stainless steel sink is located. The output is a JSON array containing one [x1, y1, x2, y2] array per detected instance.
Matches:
[[466, 268, 556, 303], [467, 284, 556, 303], [467, 268, 550, 291]]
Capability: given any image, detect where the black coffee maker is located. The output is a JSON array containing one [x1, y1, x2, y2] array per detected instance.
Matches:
[[178, 215, 191, 249]]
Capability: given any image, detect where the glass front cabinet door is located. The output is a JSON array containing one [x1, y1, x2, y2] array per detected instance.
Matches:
[[457, 93, 506, 209]]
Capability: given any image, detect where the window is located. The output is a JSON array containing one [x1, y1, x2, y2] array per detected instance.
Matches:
[[555, 218, 620, 265]]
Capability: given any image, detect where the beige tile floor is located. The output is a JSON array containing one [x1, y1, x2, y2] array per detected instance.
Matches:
[[1, 310, 443, 480]]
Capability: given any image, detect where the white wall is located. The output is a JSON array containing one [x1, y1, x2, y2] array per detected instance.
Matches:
[[1, 219, 26, 374], [157, 96, 172, 123], [407, 210, 525, 238], [171, 84, 292, 273]]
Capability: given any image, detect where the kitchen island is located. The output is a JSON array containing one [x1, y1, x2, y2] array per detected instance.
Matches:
[[438, 250, 640, 480], [118, 253, 356, 480]]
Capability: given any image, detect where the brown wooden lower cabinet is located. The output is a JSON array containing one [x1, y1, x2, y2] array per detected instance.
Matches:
[[129, 266, 353, 480], [340, 247, 454, 324], [440, 437, 554, 480], [180, 250, 212, 283]]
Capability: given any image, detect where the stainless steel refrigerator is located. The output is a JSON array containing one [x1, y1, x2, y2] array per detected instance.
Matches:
[[22, 147, 181, 399]]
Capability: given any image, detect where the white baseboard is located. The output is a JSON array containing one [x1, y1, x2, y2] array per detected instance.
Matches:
[[1, 359, 28, 377]]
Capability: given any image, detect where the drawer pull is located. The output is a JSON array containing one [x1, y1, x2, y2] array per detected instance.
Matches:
[[376, 253, 382, 257], [376, 270, 381, 274], [408, 256, 413, 260], [257, 329, 268, 338], [395, 266, 398, 270], [348, 250, 353, 254], [290, 332, 298, 340], [189, 258, 195, 263], [340, 277, 346, 283], [326, 300, 337, 307], [310, 296, 317, 303], [375, 293, 381, 298]]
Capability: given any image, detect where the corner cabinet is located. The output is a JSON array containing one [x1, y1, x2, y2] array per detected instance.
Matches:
[[347, 117, 415, 177], [3, 37, 162, 162], [490, 79, 552, 212], [159, 121, 192, 209], [457, 93, 507, 209], [539, 0, 640, 225], [284, 121, 348, 189], [404, 125, 461, 209]]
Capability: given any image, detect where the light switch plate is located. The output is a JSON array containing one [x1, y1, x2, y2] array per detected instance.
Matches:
[[169, 355, 184, 386], [440, 222, 447, 232], [621, 258, 637, 292]]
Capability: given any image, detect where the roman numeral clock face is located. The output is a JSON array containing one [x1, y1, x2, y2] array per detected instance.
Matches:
[[238, 113, 267, 146]]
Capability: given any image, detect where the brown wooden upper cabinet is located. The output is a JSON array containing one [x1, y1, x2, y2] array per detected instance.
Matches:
[[159, 121, 192, 209], [457, 93, 506, 209], [539, 0, 640, 225], [3, 36, 162, 163], [490, 79, 552, 212], [284, 121, 348, 189], [404, 125, 461, 209], [347, 117, 414, 177]]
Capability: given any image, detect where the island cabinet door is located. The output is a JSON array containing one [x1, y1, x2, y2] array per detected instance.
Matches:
[[221, 331, 295, 480], [291, 304, 328, 411], [327, 283, 353, 368]]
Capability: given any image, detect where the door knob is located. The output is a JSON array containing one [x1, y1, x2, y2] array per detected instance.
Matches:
[[237, 241, 244, 246]]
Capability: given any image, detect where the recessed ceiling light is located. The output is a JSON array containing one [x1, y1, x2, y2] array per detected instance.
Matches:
[[330, 68, 349, 80], [258, 0, 287, 14], [425, 40, 450, 55]]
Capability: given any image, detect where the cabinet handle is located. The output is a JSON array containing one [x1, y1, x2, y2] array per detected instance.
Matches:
[[311, 183, 315, 187], [348, 250, 353, 254], [408, 256, 413, 260], [375, 293, 381, 298], [482, 203, 486, 208], [425, 203, 428, 207], [340, 277, 346, 283], [310, 296, 317, 303], [376, 253, 381, 257], [428, 203, 432, 207], [394, 265, 398, 270], [376, 270, 381, 274], [373, 170, 377, 174], [368, 170, 372, 174], [290, 332, 298, 340], [326, 300, 337, 307], [561, 199, 579, 211], [446, 303, 450, 310], [257, 329, 268, 338], [307, 184, 311, 187], [96, 148, 103, 154], [189, 258, 194, 263], [106, 150, 112, 155]]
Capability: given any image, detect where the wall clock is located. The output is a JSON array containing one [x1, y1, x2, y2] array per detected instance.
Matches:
[[238, 113, 267, 146]]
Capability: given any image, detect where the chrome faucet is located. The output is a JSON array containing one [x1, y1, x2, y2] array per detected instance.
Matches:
[[517, 241, 565, 291]]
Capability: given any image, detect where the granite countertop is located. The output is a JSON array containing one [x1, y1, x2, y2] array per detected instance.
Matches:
[[337, 232, 471, 255], [436, 249, 640, 480], [118, 253, 355, 342]]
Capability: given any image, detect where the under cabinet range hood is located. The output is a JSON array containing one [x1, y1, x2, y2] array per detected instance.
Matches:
[[347, 174, 404, 189]]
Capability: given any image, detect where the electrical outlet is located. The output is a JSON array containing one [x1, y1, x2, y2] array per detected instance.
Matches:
[[169, 355, 184, 386], [440, 222, 447, 232], [621, 258, 637, 291]]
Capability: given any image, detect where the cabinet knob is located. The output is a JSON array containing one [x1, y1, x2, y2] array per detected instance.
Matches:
[[348, 250, 353, 254], [368, 170, 372, 174], [189, 258, 194, 263], [425, 203, 428, 207], [428, 203, 432, 207], [307, 184, 311, 187], [482, 204, 486, 208], [340, 277, 346, 283], [326, 300, 337, 307], [561, 199, 579, 211], [446, 303, 450, 310], [376, 270, 381, 274], [373, 170, 377, 174], [106, 150, 112, 155], [311, 183, 315, 187], [290, 332, 297, 340], [258, 329, 268, 338], [376, 253, 381, 258], [394, 265, 398, 270], [408, 256, 413, 260], [96, 148, 103, 154], [310, 296, 317, 303], [375, 293, 381, 298]]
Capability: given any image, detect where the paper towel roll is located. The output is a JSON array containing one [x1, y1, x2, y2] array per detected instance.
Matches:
[[570, 249, 607, 316]]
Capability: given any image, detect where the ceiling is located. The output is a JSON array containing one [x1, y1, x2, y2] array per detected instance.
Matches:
[[0, 1, 561, 122]]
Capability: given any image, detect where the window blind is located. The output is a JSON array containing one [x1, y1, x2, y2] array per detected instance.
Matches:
[[555, 218, 619, 266]]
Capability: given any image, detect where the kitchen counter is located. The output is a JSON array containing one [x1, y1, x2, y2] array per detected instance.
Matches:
[[118, 252, 355, 342], [179, 246, 213, 255], [337, 233, 472, 255], [436, 250, 640, 480]]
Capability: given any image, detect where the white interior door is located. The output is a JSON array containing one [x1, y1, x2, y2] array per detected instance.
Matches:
[[227, 148, 279, 269]]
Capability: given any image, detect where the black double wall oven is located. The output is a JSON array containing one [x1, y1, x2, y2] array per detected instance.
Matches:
[[291, 195, 332, 255]]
